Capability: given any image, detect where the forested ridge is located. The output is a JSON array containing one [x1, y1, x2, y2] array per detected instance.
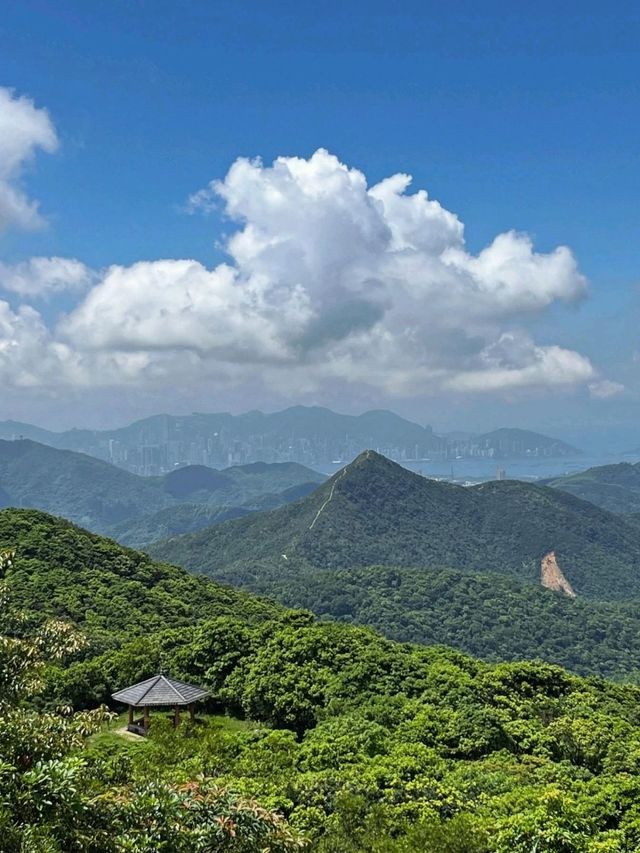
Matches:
[[0, 438, 324, 545], [145, 451, 640, 680], [202, 559, 640, 680], [153, 451, 640, 602], [0, 509, 281, 656], [546, 461, 640, 514], [5, 511, 640, 849]]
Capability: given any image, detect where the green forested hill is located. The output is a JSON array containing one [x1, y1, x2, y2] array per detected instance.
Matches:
[[7, 509, 640, 849], [152, 450, 640, 602], [107, 502, 254, 546], [0, 508, 280, 655], [0, 438, 170, 526], [45, 605, 640, 851], [0, 439, 324, 545], [546, 460, 640, 514], [161, 460, 324, 505], [210, 559, 640, 679], [6, 506, 640, 681]]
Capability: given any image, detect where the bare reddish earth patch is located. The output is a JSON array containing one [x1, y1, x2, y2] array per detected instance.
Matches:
[[541, 550, 576, 598]]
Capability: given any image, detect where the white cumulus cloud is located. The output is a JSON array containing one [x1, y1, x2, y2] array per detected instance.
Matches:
[[0, 143, 608, 400], [0, 87, 58, 231], [588, 379, 625, 399], [0, 299, 82, 387], [61, 259, 311, 362], [447, 334, 595, 393], [0, 257, 94, 297], [59, 148, 594, 396]]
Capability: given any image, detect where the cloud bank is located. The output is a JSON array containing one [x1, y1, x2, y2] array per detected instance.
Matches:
[[60, 149, 595, 395], [0, 91, 607, 403]]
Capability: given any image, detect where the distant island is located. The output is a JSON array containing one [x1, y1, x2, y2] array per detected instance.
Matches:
[[0, 407, 580, 475]]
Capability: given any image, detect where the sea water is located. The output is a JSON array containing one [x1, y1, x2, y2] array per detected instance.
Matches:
[[317, 453, 640, 485]]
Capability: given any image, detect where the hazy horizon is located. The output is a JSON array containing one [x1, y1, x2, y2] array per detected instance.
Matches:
[[1, 400, 638, 456]]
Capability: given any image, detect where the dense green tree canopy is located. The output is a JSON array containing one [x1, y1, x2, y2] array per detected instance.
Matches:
[[6, 506, 640, 849], [0, 547, 305, 852], [0, 509, 281, 657], [65, 610, 640, 851]]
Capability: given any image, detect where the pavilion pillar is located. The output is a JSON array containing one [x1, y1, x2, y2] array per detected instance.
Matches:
[[189, 703, 195, 722], [143, 705, 149, 732], [128, 705, 134, 726], [174, 705, 181, 728]]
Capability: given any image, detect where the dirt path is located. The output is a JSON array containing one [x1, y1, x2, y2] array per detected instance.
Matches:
[[309, 467, 347, 530], [114, 725, 143, 741]]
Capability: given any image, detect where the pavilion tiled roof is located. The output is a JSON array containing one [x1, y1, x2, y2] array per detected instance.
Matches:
[[111, 674, 209, 707]]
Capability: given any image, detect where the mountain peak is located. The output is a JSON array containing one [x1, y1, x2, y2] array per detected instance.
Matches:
[[348, 448, 383, 466], [327, 449, 412, 491], [153, 449, 640, 603], [345, 449, 404, 471]]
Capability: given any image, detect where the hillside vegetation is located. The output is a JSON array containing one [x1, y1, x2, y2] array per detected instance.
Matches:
[[210, 559, 640, 680], [153, 450, 640, 602], [0, 439, 324, 545], [4, 516, 640, 849], [6, 505, 640, 683], [547, 460, 640, 514], [0, 545, 301, 852], [0, 508, 280, 656], [148, 451, 640, 680]]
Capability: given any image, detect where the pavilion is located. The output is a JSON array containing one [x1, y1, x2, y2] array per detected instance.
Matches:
[[111, 674, 209, 735]]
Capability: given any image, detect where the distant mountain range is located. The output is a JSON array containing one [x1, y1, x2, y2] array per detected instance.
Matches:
[[0, 407, 580, 475], [0, 439, 325, 546], [467, 427, 578, 459]]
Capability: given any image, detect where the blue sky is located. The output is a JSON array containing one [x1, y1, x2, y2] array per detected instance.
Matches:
[[0, 1, 638, 443]]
